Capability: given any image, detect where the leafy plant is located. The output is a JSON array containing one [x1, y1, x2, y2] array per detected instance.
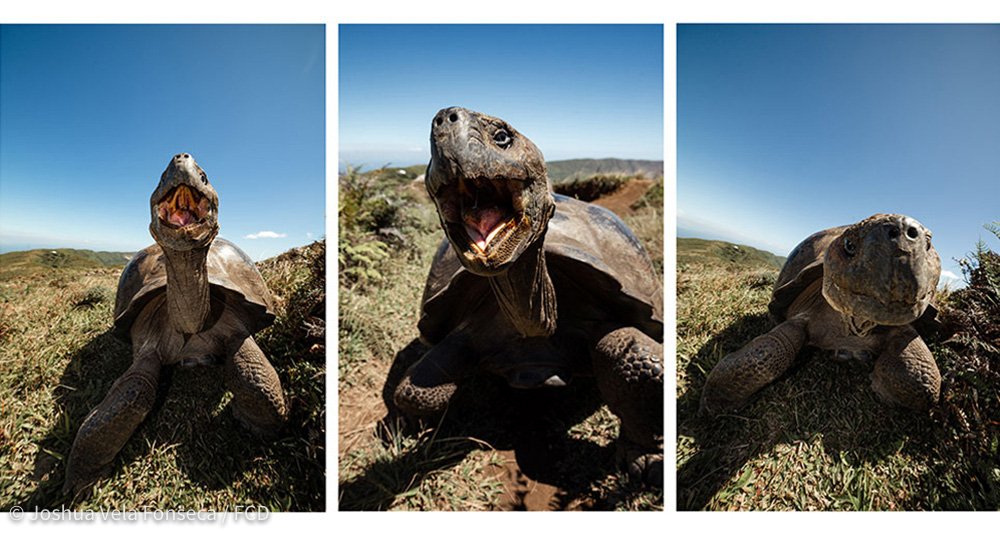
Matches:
[[339, 238, 390, 286], [338, 166, 430, 287]]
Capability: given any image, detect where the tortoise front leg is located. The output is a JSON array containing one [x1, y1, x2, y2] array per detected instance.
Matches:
[[700, 318, 807, 415], [64, 348, 161, 496], [871, 326, 940, 410], [392, 334, 477, 419], [592, 327, 664, 484], [224, 336, 288, 438]]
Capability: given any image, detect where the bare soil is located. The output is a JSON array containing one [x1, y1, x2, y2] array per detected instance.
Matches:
[[592, 178, 656, 217]]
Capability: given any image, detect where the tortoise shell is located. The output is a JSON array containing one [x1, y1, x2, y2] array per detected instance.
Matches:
[[418, 194, 663, 344], [113, 238, 275, 339], [768, 225, 846, 321]]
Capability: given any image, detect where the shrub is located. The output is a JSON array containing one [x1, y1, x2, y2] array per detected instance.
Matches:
[[552, 173, 634, 202]]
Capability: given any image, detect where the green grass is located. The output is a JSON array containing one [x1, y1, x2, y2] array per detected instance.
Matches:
[[676, 236, 1000, 511], [338, 169, 663, 511], [0, 249, 132, 281], [677, 238, 785, 271], [0, 241, 325, 511]]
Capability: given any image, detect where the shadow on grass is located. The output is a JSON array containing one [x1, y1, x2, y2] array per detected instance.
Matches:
[[676, 312, 942, 510], [26, 329, 131, 509], [339, 340, 650, 511], [24, 323, 324, 511]]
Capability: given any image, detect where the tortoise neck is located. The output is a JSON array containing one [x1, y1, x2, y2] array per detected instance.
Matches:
[[488, 239, 557, 337], [162, 244, 211, 334]]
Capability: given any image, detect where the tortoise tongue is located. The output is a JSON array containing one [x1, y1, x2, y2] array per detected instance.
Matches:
[[169, 210, 196, 227], [464, 206, 505, 251]]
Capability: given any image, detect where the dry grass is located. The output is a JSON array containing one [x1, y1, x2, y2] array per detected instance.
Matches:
[[676, 238, 1000, 511], [0, 242, 326, 511]]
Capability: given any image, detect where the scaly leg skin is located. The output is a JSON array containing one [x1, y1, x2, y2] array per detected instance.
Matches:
[[381, 339, 428, 424], [871, 326, 941, 411], [393, 334, 477, 419], [700, 319, 807, 415], [224, 336, 288, 438], [592, 327, 664, 485], [63, 349, 161, 496]]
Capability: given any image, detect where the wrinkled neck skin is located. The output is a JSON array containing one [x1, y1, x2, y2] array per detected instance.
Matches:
[[162, 245, 211, 334], [487, 239, 557, 338]]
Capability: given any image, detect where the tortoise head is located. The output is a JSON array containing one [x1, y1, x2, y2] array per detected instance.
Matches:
[[426, 107, 555, 276], [149, 153, 219, 251], [822, 214, 941, 328]]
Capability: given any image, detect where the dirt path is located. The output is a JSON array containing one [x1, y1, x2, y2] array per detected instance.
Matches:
[[592, 178, 656, 217]]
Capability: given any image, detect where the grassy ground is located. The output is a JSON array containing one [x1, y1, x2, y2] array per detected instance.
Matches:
[[0, 241, 326, 511], [677, 237, 785, 270], [0, 249, 131, 281], [338, 168, 663, 511], [676, 236, 1000, 511]]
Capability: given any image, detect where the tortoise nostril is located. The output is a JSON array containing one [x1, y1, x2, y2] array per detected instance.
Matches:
[[906, 226, 920, 240], [449, 113, 458, 123], [435, 117, 443, 127], [888, 227, 900, 239], [183, 154, 189, 159]]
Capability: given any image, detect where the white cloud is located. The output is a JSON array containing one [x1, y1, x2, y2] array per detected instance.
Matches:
[[245, 231, 287, 240], [939, 269, 966, 290]]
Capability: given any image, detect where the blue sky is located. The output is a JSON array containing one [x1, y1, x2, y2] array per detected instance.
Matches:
[[679, 24, 1000, 287], [339, 24, 664, 170], [0, 24, 324, 260]]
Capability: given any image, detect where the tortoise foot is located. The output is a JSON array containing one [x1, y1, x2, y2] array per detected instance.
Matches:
[[871, 327, 940, 411], [701, 319, 806, 415], [592, 327, 664, 486], [387, 334, 476, 420], [617, 440, 663, 487], [62, 462, 113, 497], [224, 337, 288, 439]]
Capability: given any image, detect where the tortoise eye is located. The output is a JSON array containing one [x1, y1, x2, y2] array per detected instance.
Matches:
[[493, 129, 512, 148], [843, 237, 856, 257]]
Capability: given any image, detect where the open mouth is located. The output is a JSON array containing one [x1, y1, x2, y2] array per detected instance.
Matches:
[[157, 185, 212, 229], [438, 176, 525, 255]]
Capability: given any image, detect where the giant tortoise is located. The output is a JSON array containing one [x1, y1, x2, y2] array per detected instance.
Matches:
[[64, 153, 288, 495], [701, 214, 942, 414], [384, 107, 664, 481]]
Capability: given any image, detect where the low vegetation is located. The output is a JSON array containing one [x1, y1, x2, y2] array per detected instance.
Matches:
[[676, 229, 1000, 510], [677, 237, 785, 271], [552, 174, 634, 202], [546, 159, 663, 183], [0, 241, 326, 511], [0, 249, 131, 281], [338, 167, 663, 511]]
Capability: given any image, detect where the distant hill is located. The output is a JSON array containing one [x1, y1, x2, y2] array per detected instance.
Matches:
[[546, 159, 663, 183], [346, 159, 665, 185], [0, 248, 132, 280], [678, 237, 785, 271]]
